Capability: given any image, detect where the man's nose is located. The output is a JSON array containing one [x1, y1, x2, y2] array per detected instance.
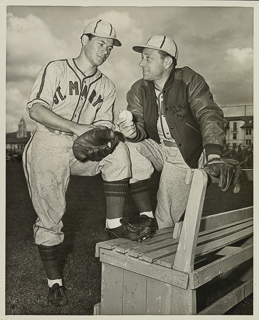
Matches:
[[102, 47, 108, 55], [139, 59, 145, 67]]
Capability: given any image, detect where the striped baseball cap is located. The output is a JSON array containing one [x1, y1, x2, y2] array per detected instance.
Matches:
[[133, 35, 178, 60], [82, 19, 121, 47]]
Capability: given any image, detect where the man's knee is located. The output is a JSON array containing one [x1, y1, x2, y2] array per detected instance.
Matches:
[[126, 141, 154, 183], [100, 142, 131, 181]]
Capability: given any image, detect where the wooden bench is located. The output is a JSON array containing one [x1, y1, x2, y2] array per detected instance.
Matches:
[[94, 169, 253, 315]]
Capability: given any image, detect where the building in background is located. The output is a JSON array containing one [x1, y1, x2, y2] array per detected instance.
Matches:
[[225, 115, 253, 147], [223, 105, 253, 148], [6, 118, 30, 159]]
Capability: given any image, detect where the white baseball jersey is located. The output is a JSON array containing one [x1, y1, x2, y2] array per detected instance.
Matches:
[[23, 58, 130, 246], [27, 58, 116, 130]]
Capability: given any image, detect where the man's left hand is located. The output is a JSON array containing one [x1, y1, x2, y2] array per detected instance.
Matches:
[[116, 118, 137, 139], [204, 158, 242, 193]]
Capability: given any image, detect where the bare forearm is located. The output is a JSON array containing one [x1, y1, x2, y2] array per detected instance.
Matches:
[[29, 103, 94, 136]]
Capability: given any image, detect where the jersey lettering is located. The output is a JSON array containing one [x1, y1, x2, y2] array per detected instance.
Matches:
[[56, 86, 66, 101], [81, 85, 88, 98], [93, 95, 103, 107], [88, 89, 97, 104], [69, 81, 79, 95]]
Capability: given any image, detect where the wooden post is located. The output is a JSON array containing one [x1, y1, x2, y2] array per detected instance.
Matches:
[[174, 169, 208, 273]]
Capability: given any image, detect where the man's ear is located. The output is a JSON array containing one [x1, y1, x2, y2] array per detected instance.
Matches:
[[164, 56, 174, 70], [81, 34, 89, 46]]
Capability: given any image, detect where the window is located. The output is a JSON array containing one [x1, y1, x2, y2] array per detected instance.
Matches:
[[233, 122, 237, 131], [233, 133, 237, 140], [246, 129, 252, 135], [246, 140, 252, 145]]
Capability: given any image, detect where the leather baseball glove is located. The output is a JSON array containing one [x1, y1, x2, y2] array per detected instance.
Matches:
[[73, 127, 119, 162], [204, 158, 242, 193]]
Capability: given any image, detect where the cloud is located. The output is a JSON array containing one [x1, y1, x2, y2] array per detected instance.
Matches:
[[5, 7, 254, 134], [7, 12, 75, 68], [6, 86, 36, 132], [226, 47, 253, 64]]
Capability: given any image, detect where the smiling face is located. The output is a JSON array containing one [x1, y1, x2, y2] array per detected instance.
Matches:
[[83, 35, 114, 67], [139, 48, 167, 81]]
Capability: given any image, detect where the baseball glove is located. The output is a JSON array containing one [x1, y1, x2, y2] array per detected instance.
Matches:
[[204, 158, 242, 193], [73, 127, 119, 162]]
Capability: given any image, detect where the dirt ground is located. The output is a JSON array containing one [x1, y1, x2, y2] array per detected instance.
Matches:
[[5, 163, 253, 315]]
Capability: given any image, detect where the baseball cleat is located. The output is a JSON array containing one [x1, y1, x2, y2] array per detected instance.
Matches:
[[48, 283, 68, 306], [105, 219, 151, 241], [132, 215, 158, 233]]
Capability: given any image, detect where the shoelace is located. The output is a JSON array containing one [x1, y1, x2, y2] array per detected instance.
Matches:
[[121, 220, 140, 232]]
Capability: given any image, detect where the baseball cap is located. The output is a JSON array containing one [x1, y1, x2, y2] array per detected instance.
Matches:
[[82, 19, 122, 47], [133, 35, 178, 60]]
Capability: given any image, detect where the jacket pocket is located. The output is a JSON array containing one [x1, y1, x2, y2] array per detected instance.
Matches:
[[186, 122, 200, 134]]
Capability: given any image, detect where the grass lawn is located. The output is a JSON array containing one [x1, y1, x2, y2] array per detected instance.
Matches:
[[5, 163, 253, 315]]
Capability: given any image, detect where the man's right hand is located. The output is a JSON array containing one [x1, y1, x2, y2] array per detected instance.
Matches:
[[116, 118, 137, 139]]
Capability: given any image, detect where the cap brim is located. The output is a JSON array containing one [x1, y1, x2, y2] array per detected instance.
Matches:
[[86, 32, 122, 46], [133, 44, 161, 53]]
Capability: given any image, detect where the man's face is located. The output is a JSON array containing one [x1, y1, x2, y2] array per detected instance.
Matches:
[[83, 36, 114, 66], [139, 48, 166, 81]]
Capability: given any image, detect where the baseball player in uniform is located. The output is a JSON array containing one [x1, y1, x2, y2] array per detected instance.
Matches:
[[22, 19, 149, 306], [117, 35, 238, 231]]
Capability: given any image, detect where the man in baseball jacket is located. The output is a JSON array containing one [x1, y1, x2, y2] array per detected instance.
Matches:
[[117, 35, 229, 231]]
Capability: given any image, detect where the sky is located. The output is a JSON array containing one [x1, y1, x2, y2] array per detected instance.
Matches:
[[5, 2, 255, 133]]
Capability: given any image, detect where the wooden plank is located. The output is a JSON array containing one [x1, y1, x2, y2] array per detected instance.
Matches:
[[170, 286, 197, 314], [146, 278, 173, 315], [199, 207, 253, 234], [143, 219, 252, 268], [196, 225, 253, 257], [198, 279, 253, 315], [155, 252, 176, 268], [174, 169, 208, 273], [173, 222, 183, 239], [189, 244, 253, 289], [95, 238, 130, 257], [100, 262, 123, 314], [140, 241, 178, 263], [122, 270, 147, 314], [115, 228, 175, 255], [99, 248, 189, 289], [128, 237, 178, 258], [215, 246, 243, 256]]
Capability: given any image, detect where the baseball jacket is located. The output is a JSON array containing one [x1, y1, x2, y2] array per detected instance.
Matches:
[[126, 66, 226, 168]]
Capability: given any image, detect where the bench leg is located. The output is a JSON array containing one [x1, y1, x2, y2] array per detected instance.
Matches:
[[170, 286, 197, 315]]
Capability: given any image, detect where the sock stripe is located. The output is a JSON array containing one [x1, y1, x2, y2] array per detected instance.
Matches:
[[130, 186, 149, 194], [105, 192, 127, 197]]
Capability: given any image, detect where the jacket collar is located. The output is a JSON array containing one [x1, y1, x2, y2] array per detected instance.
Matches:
[[163, 67, 176, 90]]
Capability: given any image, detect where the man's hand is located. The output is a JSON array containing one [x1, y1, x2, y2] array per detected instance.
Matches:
[[204, 158, 242, 193], [116, 118, 137, 139]]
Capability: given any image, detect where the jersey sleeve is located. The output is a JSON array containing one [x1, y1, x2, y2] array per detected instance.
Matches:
[[27, 61, 60, 110], [93, 78, 116, 129]]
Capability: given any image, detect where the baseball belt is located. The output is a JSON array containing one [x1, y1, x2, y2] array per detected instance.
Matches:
[[46, 127, 74, 136], [161, 139, 178, 147]]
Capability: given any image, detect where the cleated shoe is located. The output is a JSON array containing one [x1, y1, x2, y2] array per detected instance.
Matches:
[[132, 215, 158, 233], [105, 219, 151, 241], [48, 283, 68, 306]]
